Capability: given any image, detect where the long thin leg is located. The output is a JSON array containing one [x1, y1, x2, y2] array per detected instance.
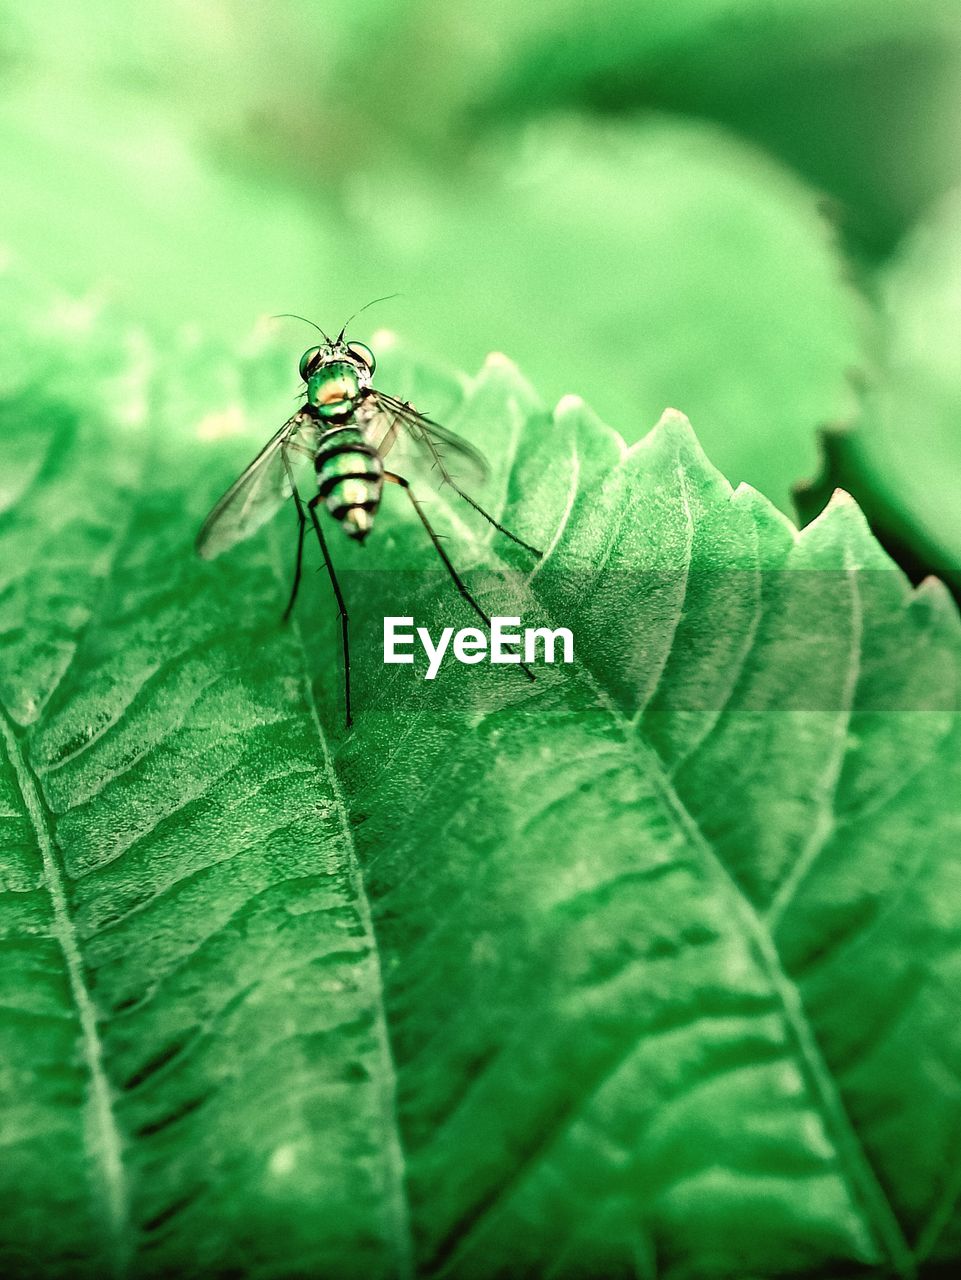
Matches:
[[385, 471, 535, 682], [415, 429, 543, 558], [281, 452, 308, 623], [282, 500, 307, 622], [307, 494, 353, 727]]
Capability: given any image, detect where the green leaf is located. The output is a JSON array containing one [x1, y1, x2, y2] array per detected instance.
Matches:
[[363, 0, 961, 253], [2, 279, 960, 1277], [797, 186, 961, 593], [9, 1, 961, 257], [352, 116, 869, 515]]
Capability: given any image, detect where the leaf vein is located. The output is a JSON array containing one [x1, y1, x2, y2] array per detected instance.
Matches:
[[765, 548, 864, 929], [634, 735, 913, 1276], [632, 453, 696, 723], [0, 711, 131, 1276], [268, 530, 415, 1280]]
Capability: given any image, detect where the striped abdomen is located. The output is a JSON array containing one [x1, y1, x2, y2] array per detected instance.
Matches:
[[315, 423, 383, 542]]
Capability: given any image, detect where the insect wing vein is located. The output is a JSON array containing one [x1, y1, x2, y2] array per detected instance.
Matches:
[[363, 390, 490, 487], [196, 410, 319, 559]]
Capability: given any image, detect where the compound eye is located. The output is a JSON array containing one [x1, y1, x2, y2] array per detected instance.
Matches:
[[298, 346, 324, 380], [347, 341, 376, 374]]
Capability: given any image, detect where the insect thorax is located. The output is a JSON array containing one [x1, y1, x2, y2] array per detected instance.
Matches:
[[306, 360, 363, 419]]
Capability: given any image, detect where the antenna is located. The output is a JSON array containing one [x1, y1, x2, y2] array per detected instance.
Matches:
[[272, 313, 332, 343], [336, 294, 401, 343]]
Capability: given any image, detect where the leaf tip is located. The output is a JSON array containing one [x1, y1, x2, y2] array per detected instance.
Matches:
[[814, 488, 881, 551], [823, 486, 859, 510], [799, 485, 905, 574], [483, 350, 519, 373], [475, 351, 541, 407], [915, 572, 961, 622], [803, 487, 869, 536], [555, 393, 586, 415], [631, 407, 698, 458], [635, 406, 709, 469], [552, 392, 628, 463], [654, 407, 695, 436]]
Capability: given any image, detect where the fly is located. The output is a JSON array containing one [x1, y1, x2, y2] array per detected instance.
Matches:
[[196, 311, 543, 727]]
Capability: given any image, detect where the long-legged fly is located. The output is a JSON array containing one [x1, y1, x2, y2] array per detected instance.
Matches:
[[196, 314, 542, 726]]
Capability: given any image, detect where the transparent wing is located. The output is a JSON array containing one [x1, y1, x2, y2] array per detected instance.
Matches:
[[196, 410, 320, 559], [360, 389, 490, 489]]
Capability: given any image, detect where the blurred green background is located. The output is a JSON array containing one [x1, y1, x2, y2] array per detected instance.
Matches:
[[2, 0, 961, 572]]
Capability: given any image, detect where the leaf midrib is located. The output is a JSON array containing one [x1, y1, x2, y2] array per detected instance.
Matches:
[[5, 389, 418, 1276], [0, 382, 153, 1274], [0, 709, 131, 1276], [267, 526, 416, 1280], [417, 437, 914, 1277], [641, 736, 914, 1278]]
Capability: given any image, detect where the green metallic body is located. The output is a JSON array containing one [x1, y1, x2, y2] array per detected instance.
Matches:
[[311, 409, 383, 543], [306, 360, 362, 418]]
